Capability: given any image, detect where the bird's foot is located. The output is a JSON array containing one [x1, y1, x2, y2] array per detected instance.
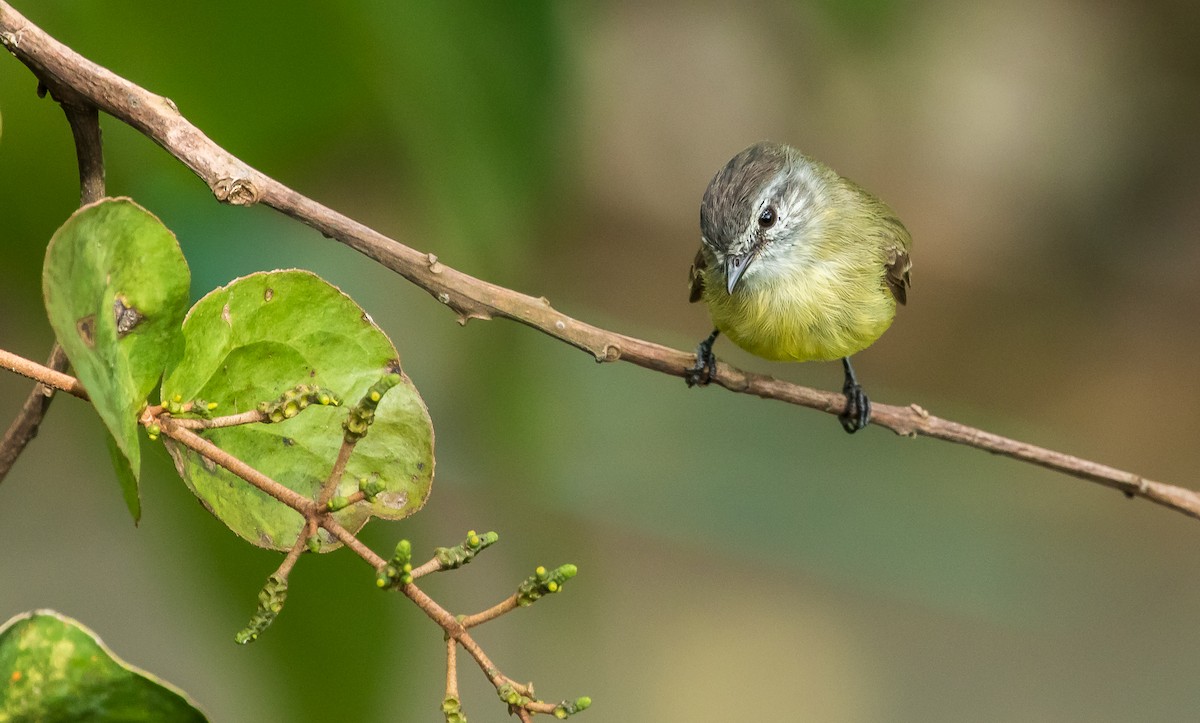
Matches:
[[685, 330, 720, 387], [838, 357, 871, 433], [839, 382, 871, 433]]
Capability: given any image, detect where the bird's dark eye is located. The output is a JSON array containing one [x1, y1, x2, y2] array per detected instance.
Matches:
[[758, 206, 777, 228]]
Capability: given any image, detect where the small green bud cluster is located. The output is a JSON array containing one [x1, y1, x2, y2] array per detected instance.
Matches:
[[441, 696, 467, 723], [517, 564, 578, 607], [235, 574, 288, 644], [553, 697, 592, 719], [498, 683, 532, 710], [305, 535, 321, 553], [326, 495, 350, 512], [343, 373, 401, 442], [358, 477, 386, 501], [376, 539, 413, 589], [257, 384, 341, 423], [434, 530, 499, 569], [161, 393, 219, 417]]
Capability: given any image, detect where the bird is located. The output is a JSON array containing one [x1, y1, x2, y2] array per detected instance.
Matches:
[[686, 140, 912, 433]]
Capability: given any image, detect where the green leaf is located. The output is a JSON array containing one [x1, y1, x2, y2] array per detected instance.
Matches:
[[161, 270, 434, 550], [0, 610, 207, 721], [42, 198, 191, 522]]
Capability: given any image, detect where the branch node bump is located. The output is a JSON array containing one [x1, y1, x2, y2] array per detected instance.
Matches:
[[0, 27, 24, 50], [594, 344, 620, 363], [454, 309, 492, 326], [212, 176, 261, 205]]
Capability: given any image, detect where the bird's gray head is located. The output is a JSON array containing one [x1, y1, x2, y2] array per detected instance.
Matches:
[[700, 141, 827, 294]]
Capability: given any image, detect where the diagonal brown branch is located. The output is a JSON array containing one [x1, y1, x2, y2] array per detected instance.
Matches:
[[2, 0, 1198, 526]]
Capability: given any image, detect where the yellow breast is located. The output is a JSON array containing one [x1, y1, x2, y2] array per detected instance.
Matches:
[[702, 254, 897, 362]]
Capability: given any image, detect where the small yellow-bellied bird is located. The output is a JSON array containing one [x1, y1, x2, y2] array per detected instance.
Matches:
[[686, 141, 912, 433]]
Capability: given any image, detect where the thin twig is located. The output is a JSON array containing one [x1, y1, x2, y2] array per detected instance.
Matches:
[[318, 514, 523, 694], [0, 1, 1193, 524], [0, 86, 103, 483], [0, 344, 68, 481], [409, 557, 443, 581], [274, 522, 312, 581], [61, 102, 105, 205], [316, 514, 386, 568], [0, 348, 88, 400], [461, 594, 520, 629], [171, 409, 266, 430], [155, 416, 317, 516], [316, 437, 356, 508], [525, 701, 562, 717], [445, 638, 459, 703]]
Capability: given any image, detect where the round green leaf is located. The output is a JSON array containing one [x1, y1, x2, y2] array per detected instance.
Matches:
[[0, 610, 207, 721], [161, 270, 434, 550], [42, 198, 191, 523]]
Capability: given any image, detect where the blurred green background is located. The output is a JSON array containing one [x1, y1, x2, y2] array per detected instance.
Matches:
[[4, 2, 1200, 721]]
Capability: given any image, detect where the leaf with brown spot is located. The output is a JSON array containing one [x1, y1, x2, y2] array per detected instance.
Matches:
[[42, 198, 191, 523]]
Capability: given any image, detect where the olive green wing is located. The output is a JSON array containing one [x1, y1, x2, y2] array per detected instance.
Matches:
[[842, 176, 912, 306]]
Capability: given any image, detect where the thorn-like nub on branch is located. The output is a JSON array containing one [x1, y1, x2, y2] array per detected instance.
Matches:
[[517, 564, 578, 607], [434, 529, 500, 570], [344, 373, 401, 442], [257, 383, 342, 423], [235, 574, 289, 645], [376, 539, 413, 589]]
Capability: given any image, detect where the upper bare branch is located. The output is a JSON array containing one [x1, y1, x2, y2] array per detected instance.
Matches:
[[2, 0, 1198, 524]]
